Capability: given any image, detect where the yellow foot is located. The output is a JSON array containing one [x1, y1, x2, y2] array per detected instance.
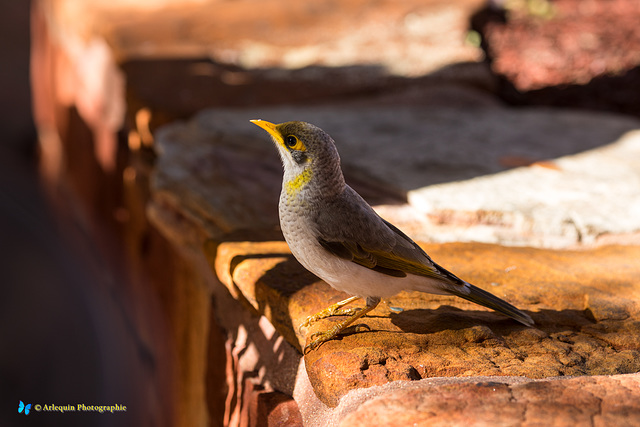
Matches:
[[298, 296, 360, 332], [302, 296, 381, 354], [304, 328, 343, 354]]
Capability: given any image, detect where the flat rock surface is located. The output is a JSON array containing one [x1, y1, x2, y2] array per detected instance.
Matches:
[[408, 129, 640, 247], [209, 240, 640, 407], [153, 104, 640, 247]]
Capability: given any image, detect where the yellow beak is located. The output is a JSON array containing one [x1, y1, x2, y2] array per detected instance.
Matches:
[[250, 119, 283, 144]]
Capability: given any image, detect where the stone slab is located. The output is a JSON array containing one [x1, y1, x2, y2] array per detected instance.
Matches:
[[149, 99, 640, 423], [408, 129, 640, 247], [154, 104, 640, 248], [208, 240, 640, 407], [331, 374, 640, 427]]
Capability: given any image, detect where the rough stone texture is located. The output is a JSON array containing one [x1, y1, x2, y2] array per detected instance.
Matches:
[[151, 100, 640, 417], [155, 105, 640, 248], [249, 389, 304, 427], [335, 375, 640, 427], [408, 129, 640, 247], [202, 257, 303, 427], [210, 240, 640, 407]]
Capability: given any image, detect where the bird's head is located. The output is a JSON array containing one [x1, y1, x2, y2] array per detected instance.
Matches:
[[251, 119, 345, 197]]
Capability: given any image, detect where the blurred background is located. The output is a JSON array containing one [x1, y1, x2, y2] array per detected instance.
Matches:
[[1, 1, 165, 426]]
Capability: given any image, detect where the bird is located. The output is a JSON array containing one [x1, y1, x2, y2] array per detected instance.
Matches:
[[250, 119, 534, 353]]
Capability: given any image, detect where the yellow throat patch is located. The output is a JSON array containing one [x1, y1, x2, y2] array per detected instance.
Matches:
[[285, 169, 313, 197]]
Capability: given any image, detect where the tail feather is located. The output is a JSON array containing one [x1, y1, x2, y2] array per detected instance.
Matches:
[[449, 282, 534, 327]]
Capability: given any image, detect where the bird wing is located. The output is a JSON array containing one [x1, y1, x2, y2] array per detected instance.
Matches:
[[313, 186, 463, 286], [313, 186, 534, 327], [318, 218, 462, 284]]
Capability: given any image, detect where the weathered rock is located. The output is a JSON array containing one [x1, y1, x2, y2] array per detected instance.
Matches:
[[210, 240, 640, 407], [408, 130, 640, 247], [334, 374, 640, 427], [250, 390, 303, 427], [151, 100, 640, 410], [154, 105, 640, 248]]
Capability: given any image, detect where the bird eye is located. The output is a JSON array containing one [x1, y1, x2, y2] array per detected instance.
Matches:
[[285, 135, 298, 148]]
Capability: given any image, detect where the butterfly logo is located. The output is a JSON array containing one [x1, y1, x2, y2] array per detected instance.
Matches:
[[18, 400, 31, 415]]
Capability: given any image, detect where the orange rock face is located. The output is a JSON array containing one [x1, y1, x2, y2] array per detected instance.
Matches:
[[212, 241, 640, 406]]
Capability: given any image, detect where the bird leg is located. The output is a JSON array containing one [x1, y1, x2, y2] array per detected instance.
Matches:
[[298, 296, 361, 332], [303, 296, 381, 354]]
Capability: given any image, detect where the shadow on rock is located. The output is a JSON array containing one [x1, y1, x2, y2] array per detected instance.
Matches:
[[390, 306, 590, 336], [255, 255, 320, 298]]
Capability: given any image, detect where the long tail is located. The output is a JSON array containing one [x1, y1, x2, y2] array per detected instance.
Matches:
[[448, 282, 534, 327]]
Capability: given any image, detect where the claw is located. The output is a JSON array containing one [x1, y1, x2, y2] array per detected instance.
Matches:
[[298, 318, 311, 334], [304, 329, 340, 354], [301, 296, 381, 353], [298, 296, 361, 332]]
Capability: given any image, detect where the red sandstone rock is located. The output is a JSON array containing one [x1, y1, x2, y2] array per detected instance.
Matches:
[[211, 241, 640, 407], [338, 374, 640, 427]]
